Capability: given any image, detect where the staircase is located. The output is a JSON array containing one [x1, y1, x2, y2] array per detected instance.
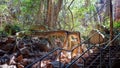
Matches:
[[65, 44, 120, 68], [84, 45, 120, 68]]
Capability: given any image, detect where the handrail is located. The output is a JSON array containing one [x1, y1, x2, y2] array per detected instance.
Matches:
[[66, 33, 120, 68], [25, 47, 73, 68], [25, 48, 60, 68], [104, 33, 120, 49]]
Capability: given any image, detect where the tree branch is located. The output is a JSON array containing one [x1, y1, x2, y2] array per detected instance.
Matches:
[[68, 0, 74, 30]]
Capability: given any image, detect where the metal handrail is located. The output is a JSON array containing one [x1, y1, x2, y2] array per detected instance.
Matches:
[[25, 47, 73, 68], [66, 33, 120, 68], [104, 33, 120, 49], [25, 48, 60, 68]]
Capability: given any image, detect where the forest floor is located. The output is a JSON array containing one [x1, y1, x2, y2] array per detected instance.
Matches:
[[0, 36, 85, 68]]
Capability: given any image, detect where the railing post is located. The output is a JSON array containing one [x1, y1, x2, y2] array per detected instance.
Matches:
[[40, 61, 41, 68], [82, 57, 85, 68], [59, 50, 62, 68], [109, 0, 113, 46], [100, 45, 102, 68], [109, 0, 113, 68], [71, 50, 73, 62], [109, 46, 112, 68]]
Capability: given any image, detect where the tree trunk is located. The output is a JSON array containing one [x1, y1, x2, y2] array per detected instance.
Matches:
[[114, 0, 120, 21], [46, 0, 63, 30], [36, 0, 45, 24]]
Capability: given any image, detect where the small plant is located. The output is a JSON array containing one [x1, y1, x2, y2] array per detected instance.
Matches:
[[4, 24, 21, 35]]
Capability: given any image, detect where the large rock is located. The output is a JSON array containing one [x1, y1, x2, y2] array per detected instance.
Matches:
[[89, 29, 105, 44]]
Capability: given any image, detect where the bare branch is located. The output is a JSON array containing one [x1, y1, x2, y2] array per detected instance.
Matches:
[[67, 0, 75, 31]]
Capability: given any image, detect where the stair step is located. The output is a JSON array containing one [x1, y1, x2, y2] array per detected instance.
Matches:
[[85, 59, 96, 65], [87, 65, 97, 68], [89, 53, 100, 57], [85, 56, 98, 62], [92, 62, 99, 65], [76, 63, 84, 67], [116, 53, 120, 58], [95, 59, 109, 63], [89, 54, 97, 57]]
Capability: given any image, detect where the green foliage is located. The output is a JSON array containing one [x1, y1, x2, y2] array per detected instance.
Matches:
[[0, 31, 8, 37], [0, 5, 7, 12], [0, 0, 102, 37], [59, 0, 96, 33], [20, 0, 39, 14], [4, 24, 21, 35], [114, 22, 120, 28]]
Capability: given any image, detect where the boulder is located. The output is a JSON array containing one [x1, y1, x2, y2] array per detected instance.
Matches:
[[89, 29, 105, 44]]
